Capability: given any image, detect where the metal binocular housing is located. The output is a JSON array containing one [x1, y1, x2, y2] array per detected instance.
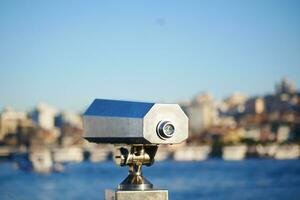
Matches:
[[83, 99, 188, 191], [83, 99, 188, 144]]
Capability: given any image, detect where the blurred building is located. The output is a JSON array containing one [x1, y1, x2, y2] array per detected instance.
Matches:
[[222, 128, 245, 144], [276, 125, 290, 142], [183, 93, 218, 134], [215, 116, 237, 128], [31, 103, 58, 130], [55, 111, 82, 129], [260, 124, 274, 142], [29, 128, 60, 147], [243, 126, 261, 141], [0, 107, 27, 141], [264, 78, 298, 114], [244, 97, 265, 114], [221, 93, 248, 115], [55, 112, 83, 146]]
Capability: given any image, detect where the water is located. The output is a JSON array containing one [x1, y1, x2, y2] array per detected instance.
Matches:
[[0, 159, 300, 200]]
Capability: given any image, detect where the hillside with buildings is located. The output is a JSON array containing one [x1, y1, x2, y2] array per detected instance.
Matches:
[[0, 78, 299, 171], [183, 78, 300, 145]]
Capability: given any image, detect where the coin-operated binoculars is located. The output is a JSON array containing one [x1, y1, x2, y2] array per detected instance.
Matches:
[[83, 99, 188, 200]]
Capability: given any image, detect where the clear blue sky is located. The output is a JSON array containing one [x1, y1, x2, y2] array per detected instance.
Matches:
[[0, 0, 300, 112]]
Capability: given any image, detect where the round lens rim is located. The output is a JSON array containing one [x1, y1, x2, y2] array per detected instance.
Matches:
[[156, 121, 175, 139]]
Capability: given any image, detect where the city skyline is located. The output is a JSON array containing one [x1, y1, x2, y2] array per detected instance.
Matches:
[[0, 77, 298, 114], [1, 1, 300, 112]]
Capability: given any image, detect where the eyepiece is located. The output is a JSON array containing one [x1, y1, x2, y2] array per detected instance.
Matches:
[[157, 121, 175, 139]]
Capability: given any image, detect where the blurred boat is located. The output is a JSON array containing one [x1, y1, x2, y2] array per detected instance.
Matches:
[[29, 149, 53, 173], [274, 144, 299, 160], [0, 146, 14, 160], [12, 152, 31, 171], [173, 145, 211, 161], [52, 146, 83, 163], [222, 145, 247, 160], [53, 163, 65, 172], [256, 144, 278, 158], [88, 147, 111, 162]]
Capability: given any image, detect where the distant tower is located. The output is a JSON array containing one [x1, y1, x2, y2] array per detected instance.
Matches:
[[276, 77, 296, 95], [31, 103, 57, 130]]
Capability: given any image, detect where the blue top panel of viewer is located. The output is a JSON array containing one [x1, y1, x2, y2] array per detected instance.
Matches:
[[84, 99, 155, 118]]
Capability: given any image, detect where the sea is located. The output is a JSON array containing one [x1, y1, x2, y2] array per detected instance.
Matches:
[[0, 159, 300, 200]]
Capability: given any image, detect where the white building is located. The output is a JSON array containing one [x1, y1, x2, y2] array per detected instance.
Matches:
[[184, 93, 218, 134], [277, 126, 290, 142], [31, 103, 58, 130]]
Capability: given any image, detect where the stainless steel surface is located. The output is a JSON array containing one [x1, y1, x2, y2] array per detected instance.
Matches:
[[83, 116, 143, 138], [105, 189, 168, 200], [83, 99, 188, 144], [143, 103, 188, 144]]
